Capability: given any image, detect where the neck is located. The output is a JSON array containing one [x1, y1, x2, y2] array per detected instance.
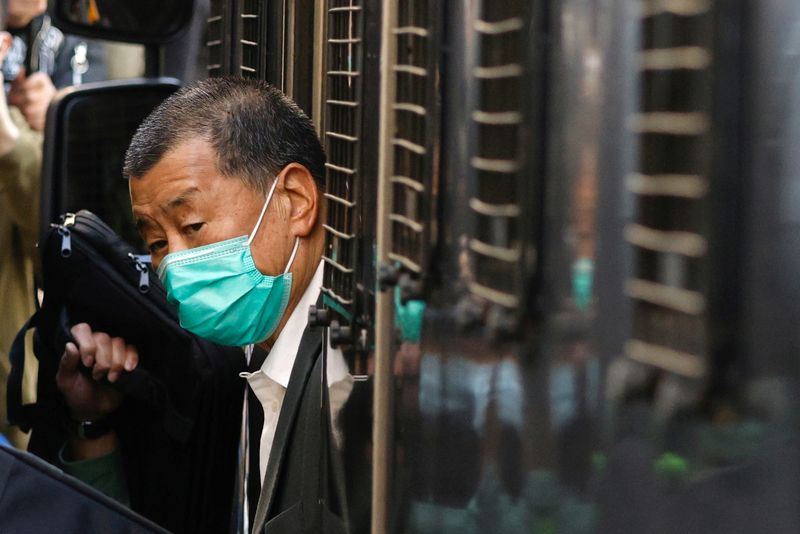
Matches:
[[257, 232, 324, 351]]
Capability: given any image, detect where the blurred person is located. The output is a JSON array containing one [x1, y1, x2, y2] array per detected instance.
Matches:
[[3, 0, 106, 131], [0, 0, 42, 449], [55, 77, 353, 529]]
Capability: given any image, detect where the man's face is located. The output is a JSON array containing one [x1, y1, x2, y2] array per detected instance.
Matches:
[[130, 137, 297, 276], [7, 0, 47, 29]]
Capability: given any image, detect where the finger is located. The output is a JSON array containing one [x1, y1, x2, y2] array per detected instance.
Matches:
[[24, 107, 46, 132], [124, 344, 139, 372], [26, 72, 56, 93], [13, 68, 26, 85], [58, 342, 80, 378], [107, 337, 127, 383], [70, 323, 97, 367], [91, 332, 112, 381], [25, 72, 47, 85]]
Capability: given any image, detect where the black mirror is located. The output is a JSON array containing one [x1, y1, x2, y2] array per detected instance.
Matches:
[[41, 79, 181, 249], [48, 0, 194, 44]]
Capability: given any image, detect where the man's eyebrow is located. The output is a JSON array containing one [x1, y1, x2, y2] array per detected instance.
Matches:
[[163, 187, 201, 211], [135, 217, 153, 232]]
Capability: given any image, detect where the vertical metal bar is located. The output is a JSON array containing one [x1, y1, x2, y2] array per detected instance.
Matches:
[[285, 0, 297, 98], [144, 44, 162, 77], [371, 0, 398, 531], [312, 0, 328, 134]]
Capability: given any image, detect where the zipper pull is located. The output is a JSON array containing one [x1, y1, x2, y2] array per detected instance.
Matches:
[[58, 227, 72, 257], [129, 253, 150, 293], [138, 269, 150, 294], [55, 212, 77, 258]]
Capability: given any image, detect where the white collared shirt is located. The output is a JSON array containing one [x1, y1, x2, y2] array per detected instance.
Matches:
[[242, 261, 354, 484]]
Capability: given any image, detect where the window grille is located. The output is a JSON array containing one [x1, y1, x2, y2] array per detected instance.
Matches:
[[624, 1, 715, 378], [239, 0, 265, 78], [384, 0, 440, 300], [319, 0, 366, 350], [206, 0, 230, 76], [463, 0, 535, 335]]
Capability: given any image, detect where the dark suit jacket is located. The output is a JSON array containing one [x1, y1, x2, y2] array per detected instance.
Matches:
[[252, 325, 349, 534]]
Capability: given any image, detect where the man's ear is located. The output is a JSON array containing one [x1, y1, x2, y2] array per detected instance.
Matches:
[[280, 163, 320, 238]]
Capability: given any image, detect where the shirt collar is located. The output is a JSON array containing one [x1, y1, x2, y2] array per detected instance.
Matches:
[[260, 260, 350, 387]]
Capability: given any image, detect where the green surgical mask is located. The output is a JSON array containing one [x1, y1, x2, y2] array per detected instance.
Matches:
[[156, 178, 299, 346]]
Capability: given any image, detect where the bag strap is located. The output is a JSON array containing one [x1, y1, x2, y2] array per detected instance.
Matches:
[[7, 307, 194, 443], [7, 312, 41, 433]]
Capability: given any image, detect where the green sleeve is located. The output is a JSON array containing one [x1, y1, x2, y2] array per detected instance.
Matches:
[[59, 446, 131, 507]]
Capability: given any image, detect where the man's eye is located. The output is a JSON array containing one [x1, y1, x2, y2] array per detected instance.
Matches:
[[185, 222, 205, 233], [148, 240, 167, 253]]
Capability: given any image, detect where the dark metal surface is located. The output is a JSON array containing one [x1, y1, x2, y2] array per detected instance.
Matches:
[[385, 0, 800, 532]]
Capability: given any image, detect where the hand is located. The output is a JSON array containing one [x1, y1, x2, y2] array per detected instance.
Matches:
[[56, 323, 139, 422], [8, 69, 56, 132], [7, 0, 48, 29]]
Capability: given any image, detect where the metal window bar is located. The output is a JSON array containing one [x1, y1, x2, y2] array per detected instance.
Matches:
[[321, 0, 365, 339], [384, 0, 440, 294], [239, 0, 264, 78], [464, 0, 532, 332], [206, 0, 231, 76], [624, 2, 716, 377]]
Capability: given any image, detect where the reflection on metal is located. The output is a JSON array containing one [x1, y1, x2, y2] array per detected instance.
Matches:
[[640, 0, 712, 18], [626, 112, 710, 135], [472, 110, 523, 125], [470, 156, 523, 174], [384, 0, 440, 286], [473, 17, 524, 34], [626, 1, 715, 376], [469, 197, 521, 218], [463, 0, 534, 333], [468, 239, 522, 264], [624, 224, 708, 257], [625, 339, 706, 378], [639, 47, 712, 71], [468, 282, 520, 310], [626, 173, 709, 198], [473, 63, 524, 79], [626, 278, 706, 315]]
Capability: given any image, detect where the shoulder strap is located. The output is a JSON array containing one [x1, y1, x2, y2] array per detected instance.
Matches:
[[7, 312, 40, 433]]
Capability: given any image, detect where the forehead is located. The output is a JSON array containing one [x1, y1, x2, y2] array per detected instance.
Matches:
[[129, 137, 254, 215]]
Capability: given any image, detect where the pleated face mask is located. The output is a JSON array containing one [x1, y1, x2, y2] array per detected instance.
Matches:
[[156, 178, 300, 346]]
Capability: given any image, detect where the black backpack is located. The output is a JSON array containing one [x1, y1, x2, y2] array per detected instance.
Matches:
[[0, 445, 169, 533], [7, 210, 246, 533]]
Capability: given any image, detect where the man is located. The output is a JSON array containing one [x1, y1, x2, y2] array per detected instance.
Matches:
[[3, 0, 106, 131], [56, 77, 353, 531], [0, 0, 42, 450]]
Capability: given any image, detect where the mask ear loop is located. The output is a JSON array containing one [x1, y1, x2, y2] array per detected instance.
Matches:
[[247, 176, 281, 247], [283, 238, 301, 274]]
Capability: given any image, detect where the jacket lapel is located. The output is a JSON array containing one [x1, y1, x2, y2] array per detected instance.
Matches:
[[251, 324, 322, 531]]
